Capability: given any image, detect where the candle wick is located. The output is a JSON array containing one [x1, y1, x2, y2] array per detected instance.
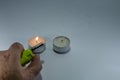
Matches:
[[36, 40, 38, 43], [36, 40, 39, 44], [61, 40, 64, 42]]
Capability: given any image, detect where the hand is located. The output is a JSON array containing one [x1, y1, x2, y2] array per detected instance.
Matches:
[[0, 42, 42, 80]]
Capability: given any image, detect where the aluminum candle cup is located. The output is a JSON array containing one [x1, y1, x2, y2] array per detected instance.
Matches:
[[53, 36, 70, 53], [28, 36, 46, 53]]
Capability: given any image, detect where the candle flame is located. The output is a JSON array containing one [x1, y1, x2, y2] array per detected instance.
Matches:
[[35, 36, 39, 41], [35, 36, 39, 43]]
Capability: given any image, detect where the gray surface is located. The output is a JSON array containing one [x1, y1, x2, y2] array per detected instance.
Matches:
[[0, 0, 120, 80]]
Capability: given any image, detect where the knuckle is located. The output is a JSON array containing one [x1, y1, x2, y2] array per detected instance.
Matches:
[[13, 42, 22, 46], [12, 42, 24, 49]]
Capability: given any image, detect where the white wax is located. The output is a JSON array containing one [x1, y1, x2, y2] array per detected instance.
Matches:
[[53, 36, 70, 53]]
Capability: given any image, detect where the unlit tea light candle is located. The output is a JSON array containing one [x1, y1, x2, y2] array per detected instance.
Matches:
[[28, 36, 46, 53], [53, 36, 70, 53]]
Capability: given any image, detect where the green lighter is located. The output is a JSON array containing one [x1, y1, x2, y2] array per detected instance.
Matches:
[[21, 49, 34, 66]]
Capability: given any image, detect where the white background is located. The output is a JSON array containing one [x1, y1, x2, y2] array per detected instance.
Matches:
[[0, 0, 120, 80]]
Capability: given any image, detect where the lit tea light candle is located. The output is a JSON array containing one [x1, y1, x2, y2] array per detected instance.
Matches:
[[53, 36, 70, 53], [28, 36, 46, 53]]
